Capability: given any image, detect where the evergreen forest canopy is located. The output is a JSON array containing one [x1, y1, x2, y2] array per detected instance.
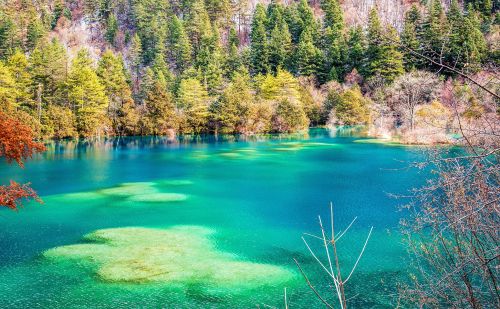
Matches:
[[0, 0, 497, 139]]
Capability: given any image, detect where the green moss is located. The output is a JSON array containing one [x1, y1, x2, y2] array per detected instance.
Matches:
[[43, 226, 295, 288]]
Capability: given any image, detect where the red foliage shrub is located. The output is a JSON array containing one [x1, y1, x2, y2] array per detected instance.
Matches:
[[0, 111, 45, 210], [0, 111, 45, 167], [0, 181, 41, 210]]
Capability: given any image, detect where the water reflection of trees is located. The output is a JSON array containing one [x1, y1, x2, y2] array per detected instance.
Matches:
[[42, 130, 350, 158]]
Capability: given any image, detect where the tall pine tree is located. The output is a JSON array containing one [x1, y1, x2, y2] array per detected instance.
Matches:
[[250, 4, 269, 75]]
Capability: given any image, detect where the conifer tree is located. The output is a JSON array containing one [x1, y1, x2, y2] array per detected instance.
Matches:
[[366, 8, 404, 83], [296, 28, 322, 77], [105, 14, 118, 45], [321, 0, 344, 33], [205, 0, 231, 26], [225, 28, 241, 76], [185, 0, 212, 54], [250, 4, 269, 75], [7, 50, 33, 110], [400, 5, 422, 70], [131, 0, 169, 63], [151, 52, 173, 88], [129, 33, 143, 87], [283, 4, 303, 44], [142, 79, 176, 135], [97, 50, 134, 129], [459, 10, 488, 72], [297, 0, 316, 35], [346, 26, 366, 76], [196, 23, 224, 95], [67, 49, 109, 137], [0, 13, 16, 59], [269, 20, 292, 73], [421, 0, 449, 68], [167, 16, 192, 73], [321, 0, 346, 82], [176, 77, 210, 133], [0, 61, 17, 110], [266, 0, 285, 33], [26, 16, 45, 51], [210, 71, 254, 134], [52, 0, 66, 29], [29, 39, 68, 106]]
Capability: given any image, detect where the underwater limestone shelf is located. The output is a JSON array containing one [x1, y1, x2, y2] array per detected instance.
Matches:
[[97, 182, 189, 203], [127, 193, 188, 202], [270, 141, 341, 152], [353, 138, 410, 147], [45, 181, 191, 205], [43, 226, 295, 289]]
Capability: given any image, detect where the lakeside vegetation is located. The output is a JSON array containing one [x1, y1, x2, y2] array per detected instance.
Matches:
[[0, 0, 497, 142]]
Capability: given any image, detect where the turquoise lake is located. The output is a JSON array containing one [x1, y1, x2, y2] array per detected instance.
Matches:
[[0, 128, 428, 308]]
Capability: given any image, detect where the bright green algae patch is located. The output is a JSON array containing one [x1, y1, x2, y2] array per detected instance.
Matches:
[[43, 226, 295, 289], [59, 181, 190, 204]]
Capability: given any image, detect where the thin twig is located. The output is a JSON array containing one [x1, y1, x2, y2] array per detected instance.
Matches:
[[345, 226, 374, 283], [293, 258, 335, 309]]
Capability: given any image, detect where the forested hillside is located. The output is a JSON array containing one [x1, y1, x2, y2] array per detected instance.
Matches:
[[0, 0, 498, 140]]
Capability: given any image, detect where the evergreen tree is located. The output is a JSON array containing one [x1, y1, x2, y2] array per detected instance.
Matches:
[[176, 77, 210, 133], [7, 50, 33, 111], [29, 39, 68, 106], [196, 23, 224, 95], [26, 16, 45, 51], [321, 0, 347, 82], [151, 52, 173, 88], [259, 69, 302, 104], [296, 28, 322, 77], [52, 0, 65, 29], [141, 79, 176, 135], [346, 26, 366, 75], [297, 0, 316, 35], [225, 28, 242, 75], [105, 13, 118, 45], [67, 49, 109, 137], [400, 5, 422, 70], [283, 4, 303, 44], [167, 16, 192, 72], [131, 0, 169, 63], [321, 0, 344, 33], [97, 50, 134, 129], [210, 71, 254, 134], [269, 20, 292, 73], [250, 4, 269, 75], [0, 13, 16, 59], [185, 0, 212, 54], [421, 0, 449, 67], [205, 0, 231, 26], [366, 8, 404, 83], [459, 10, 488, 72], [266, 0, 285, 33], [0, 61, 18, 110], [129, 33, 143, 87]]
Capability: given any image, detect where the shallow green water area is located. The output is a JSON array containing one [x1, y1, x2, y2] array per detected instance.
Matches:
[[0, 129, 427, 308]]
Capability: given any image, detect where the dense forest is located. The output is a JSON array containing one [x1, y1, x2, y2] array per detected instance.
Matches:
[[0, 0, 498, 140]]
